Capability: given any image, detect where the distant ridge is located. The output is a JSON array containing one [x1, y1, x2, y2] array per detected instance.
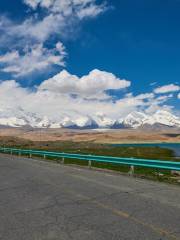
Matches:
[[0, 109, 179, 130]]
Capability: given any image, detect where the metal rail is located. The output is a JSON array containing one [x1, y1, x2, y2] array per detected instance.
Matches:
[[0, 147, 180, 172]]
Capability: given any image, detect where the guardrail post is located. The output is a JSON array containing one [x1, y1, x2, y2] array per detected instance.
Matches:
[[62, 157, 64, 164], [11, 150, 13, 155], [29, 153, 32, 158], [88, 160, 92, 169], [129, 165, 135, 176], [19, 151, 21, 156], [43, 154, 46, 159]]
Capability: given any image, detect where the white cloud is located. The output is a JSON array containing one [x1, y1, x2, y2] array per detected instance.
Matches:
[[156, 94, 173, 101], [0, 0, 107, 77], [0, 51, 19, 63], [7, 14, 66, 43], [144, 94, 174, 114], [18, 0, 106, 42], [154, 84, 180, 94], [77, 3, 106, 19], [24, 0, 42, 9], [39, 69, 131, 99], [0, 42, 66, 77], [135, 93, 154, 100], [0, 75, 132, 121], [145, 104, 174, 115], [178, 93, 180, 99], [0, 69, 176, 122], [24, 0, 106, 19]]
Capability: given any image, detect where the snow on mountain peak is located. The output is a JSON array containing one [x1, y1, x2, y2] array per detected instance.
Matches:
[[145, 110, 180, 127], [123, 111, 148, 128], [0, 117, 26, 127], [0, 108, 179, 129], [94, 113, 116, 128], [61, 117, 74, 128], [73, 116, 93, 128]]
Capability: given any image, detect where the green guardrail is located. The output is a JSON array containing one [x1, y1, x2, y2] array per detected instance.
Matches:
[[0, 147, 180, 172]]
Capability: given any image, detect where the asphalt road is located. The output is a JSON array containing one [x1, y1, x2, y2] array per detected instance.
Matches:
[[0, 154, 180, 240]]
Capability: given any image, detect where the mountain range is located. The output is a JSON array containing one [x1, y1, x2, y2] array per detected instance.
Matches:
[[0, 108, 179, 129]]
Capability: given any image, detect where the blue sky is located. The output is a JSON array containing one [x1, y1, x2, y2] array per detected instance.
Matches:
[[0, 0, 179, 119]]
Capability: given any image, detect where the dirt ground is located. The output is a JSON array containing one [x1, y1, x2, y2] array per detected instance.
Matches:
[[0, 127, 179, 143]]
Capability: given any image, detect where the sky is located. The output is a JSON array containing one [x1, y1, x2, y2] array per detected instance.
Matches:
[[0, 0, 179, 121]]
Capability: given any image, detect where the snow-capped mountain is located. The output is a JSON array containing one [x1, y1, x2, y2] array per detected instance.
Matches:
[[0, 117, 26, 128], [0, 108, 179, 129], [123, 111, 148, 128], [94, 113, 116, 128], [122, 110, 180, 129], [143, 110, 180, 127]]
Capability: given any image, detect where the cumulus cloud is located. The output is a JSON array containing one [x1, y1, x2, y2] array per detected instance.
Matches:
[[39, 69, 131, 99], [0, 0, 107, 77], [0, 69, 176, 122], [0, 75, 131, 121], [154, 84, 180, 94], [178, 93, 180, 99]]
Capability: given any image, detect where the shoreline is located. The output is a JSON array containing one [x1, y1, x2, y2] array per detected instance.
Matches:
[[98, 142, 180, 145]]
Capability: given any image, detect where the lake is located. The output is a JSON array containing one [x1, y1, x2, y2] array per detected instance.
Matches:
[[110, 143, 180, 157]]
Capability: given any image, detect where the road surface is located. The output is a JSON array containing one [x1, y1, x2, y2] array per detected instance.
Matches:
[[0, 153, 180, 240]]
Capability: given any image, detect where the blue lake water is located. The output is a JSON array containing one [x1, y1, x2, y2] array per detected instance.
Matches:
[[110, 143, 180, 157]]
